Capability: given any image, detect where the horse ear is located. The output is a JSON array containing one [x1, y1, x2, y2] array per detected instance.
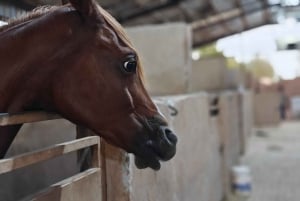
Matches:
[[69, 0, 104, 25]]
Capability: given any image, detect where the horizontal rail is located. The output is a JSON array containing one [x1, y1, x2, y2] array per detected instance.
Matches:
[[0, 111, 61, 126], [0, 136, 99, 174], [27, 168, 101, 201]]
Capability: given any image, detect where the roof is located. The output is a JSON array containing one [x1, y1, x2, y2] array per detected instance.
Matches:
[[0, 0, 291, 47]]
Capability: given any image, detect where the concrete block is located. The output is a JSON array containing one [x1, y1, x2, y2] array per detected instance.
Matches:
[[189, 57, 227, 92], [217, 91, 241, 199], [209, 117, 225, 201], [103, 94, 224, 201], [149, 94, 223, 201], [254, 92, 280, 126], [238, 90, 254, 155], [129, 100, 179, 201], [130, 155, 179, 201], [126, 23, 192, 96], [167, 94, 220, 201], [101, 101, 179, 201], [224, 69, 245, 89]]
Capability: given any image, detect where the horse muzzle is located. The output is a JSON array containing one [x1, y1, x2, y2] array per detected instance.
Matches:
[[133, 125, 177, 171]]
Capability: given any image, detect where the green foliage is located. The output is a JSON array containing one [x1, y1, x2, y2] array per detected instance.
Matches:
[[197, 44, 250, 71], [247, 58, 274, 79], [227, 57, 241, 69], [197, 43, 224, 58]]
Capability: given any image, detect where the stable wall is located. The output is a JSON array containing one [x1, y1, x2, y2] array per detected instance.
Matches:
[[101, 93, 224, 201], [217, 91, 242, 200], [189, 57, 227, 92], [189, 57, 251, 93], [224, 69, 248, 89], [238, 90, 254, 155], [126, 23, 192, 96], [0, 91, 250, 201], [99, 92, 248, 201], [254, 92, 281, 127]]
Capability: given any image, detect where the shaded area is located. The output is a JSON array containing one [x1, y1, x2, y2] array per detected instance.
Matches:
[[0, 0, 289, 46]]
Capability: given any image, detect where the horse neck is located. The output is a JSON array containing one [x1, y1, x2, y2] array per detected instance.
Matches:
[[0, 10, 80, 113]]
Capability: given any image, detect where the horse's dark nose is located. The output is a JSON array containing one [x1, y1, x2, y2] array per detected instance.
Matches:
[[160, 126, 178, 145], [154, 126, 177, 161], [133, 125, 177, 170]]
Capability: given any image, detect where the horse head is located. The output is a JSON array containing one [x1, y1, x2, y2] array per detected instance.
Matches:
[[46, 0, 177, 170]]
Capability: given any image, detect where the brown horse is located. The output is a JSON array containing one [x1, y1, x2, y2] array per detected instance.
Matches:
[[0, 0, 177, 170]]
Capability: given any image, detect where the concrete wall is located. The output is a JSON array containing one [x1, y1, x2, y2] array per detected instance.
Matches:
[[217, 91, 241, 200], [189, 57, 251, 93], [101, 91, 248, 201], [126, 23, 192, 96], [254, 92, 281, 127], [238, 90, 254, 155], [224, 69, 248, 90], [0, 91, 251, 201], [101, 93, 224, 201], [189, 57, 227, 92]]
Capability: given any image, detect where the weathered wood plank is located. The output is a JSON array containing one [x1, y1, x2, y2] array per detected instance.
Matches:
[[0, 136, 99, 174], [100, 141, 130, 201], [27, 168, 102, 201], [0, 112, 61, 126]]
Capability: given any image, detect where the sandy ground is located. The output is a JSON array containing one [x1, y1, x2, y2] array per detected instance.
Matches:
[[241, 121, 300, 201]]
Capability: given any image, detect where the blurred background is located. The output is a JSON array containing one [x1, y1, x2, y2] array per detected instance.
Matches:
[[1, 0, 300, 201]]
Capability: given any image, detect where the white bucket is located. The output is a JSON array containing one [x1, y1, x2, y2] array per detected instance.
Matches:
[[231, 165, 252, 197]]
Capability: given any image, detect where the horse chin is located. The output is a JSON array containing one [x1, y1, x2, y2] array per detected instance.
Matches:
[[134, 155, 161, 171]]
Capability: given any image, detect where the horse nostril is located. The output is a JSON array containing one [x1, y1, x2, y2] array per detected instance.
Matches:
[[164, 128, 178, 145]]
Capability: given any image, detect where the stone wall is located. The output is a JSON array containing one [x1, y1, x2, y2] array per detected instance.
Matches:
[[126, 23, 192, 96]]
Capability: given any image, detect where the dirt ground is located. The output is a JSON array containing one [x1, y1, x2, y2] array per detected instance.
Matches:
[[241, 121, 300, 201]]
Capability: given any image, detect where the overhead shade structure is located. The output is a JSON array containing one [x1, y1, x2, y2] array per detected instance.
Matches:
[[0, 0, 287, 46]]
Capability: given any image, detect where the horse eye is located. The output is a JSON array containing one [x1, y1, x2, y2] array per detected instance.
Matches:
[[123, 59, 137, 74]]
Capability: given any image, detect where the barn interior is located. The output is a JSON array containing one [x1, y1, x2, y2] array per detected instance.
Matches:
[[1, 1, 300, 201]]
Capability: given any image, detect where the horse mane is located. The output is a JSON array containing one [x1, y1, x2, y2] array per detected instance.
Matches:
[[0, 4, 145, 82], [0, 5, 59, 33]]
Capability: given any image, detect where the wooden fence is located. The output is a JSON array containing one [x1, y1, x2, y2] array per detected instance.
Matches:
[[0, 112, 103, 201]]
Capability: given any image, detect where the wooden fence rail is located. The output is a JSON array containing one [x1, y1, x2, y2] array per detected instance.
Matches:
[[0, 111, 103, 201], [0, 136, 100, 174], [0, 111, 61, 126]]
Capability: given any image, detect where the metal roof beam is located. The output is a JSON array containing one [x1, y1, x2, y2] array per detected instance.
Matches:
[[192, 7, 276, 47], [192, 2, 279, 31], [118, 0, 184, 23]]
